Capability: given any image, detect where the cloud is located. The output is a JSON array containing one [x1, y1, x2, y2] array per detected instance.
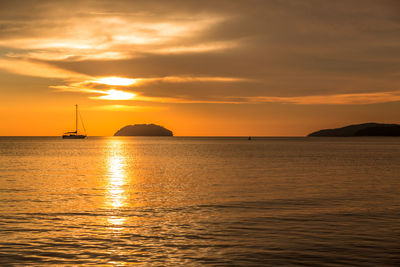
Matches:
[[143, 76, 249, 83], [152, 41, 238, 54], [0, 58, 87, 79], [89, 105, 167, 111], [50, 75, 248, 101], [247, 91, 400, 105], [0, 4, 226, 61], [51, 81, 137, 101], [1, 0, 400, 106]]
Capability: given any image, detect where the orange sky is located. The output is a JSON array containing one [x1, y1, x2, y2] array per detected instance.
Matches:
[[0, 0, 399, 136]]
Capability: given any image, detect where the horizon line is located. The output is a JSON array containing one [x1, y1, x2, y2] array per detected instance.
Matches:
[[0, 135, 306, 138]]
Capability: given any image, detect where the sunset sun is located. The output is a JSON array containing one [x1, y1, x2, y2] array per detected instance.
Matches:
[[94, 89, 136, 100], [94, 77, 137, 86]]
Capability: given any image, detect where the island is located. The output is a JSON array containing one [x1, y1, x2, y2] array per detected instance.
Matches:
[[114, 124, 173, 136], [308, 123, 400, 137]]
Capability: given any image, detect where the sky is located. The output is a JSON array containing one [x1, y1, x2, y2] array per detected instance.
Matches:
[[0, 0, 399, 136]]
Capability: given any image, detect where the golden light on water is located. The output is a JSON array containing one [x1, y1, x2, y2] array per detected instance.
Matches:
[[106, 148, 127, 209], [105, 140, 128, 229], [107, 216, 126, 227]]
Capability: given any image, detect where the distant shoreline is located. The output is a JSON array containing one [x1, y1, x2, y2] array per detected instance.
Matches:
[[308, 123, 400, 137]]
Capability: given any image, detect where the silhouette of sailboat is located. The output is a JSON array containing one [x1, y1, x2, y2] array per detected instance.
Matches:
[[62, 104, 87, 139]]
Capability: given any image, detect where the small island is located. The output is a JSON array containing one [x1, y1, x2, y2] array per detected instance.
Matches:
[[308, 123, 400, 137], [114, 124, 173, 136]]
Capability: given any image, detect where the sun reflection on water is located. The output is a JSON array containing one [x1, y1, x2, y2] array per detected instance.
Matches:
[[105, 140, 128, 229], [107, 155, 127, 209]]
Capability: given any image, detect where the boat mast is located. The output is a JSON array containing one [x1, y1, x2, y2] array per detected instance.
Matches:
[[75, 104, 78, 133]]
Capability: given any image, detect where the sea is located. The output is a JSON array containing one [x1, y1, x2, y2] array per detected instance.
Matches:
[[0, 136, 399, 266]]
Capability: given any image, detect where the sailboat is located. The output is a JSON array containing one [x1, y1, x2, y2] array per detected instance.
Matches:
[[62, 104, 87, 139]]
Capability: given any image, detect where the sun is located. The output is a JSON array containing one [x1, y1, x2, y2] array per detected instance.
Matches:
[[96, 89, 136, 100], [94, 76, 137, 86]]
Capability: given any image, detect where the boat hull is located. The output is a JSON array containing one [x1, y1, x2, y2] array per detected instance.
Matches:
[[62, 135, 86, 139]]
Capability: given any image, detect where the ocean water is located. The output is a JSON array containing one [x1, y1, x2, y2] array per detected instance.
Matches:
[[0, 137, 399, 266]]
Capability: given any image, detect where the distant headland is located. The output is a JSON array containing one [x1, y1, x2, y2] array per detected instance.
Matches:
[[308, 123, 400, 137], [114, 124, 173, 136]]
